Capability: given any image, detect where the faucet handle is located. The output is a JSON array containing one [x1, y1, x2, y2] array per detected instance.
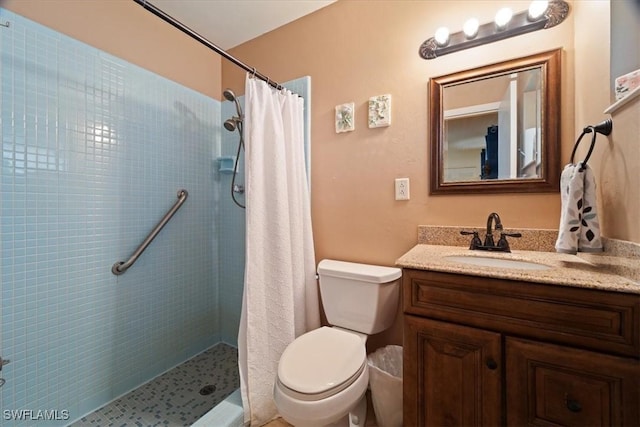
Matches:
[[460, 230, 482, 250], [497, 232, 522, 252], [501, 232, 522, 238]]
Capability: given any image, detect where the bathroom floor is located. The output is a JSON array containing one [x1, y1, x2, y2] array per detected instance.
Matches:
[[71, 343, 239, 427]]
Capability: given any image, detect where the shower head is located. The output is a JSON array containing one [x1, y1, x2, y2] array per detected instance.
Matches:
[[224, 117, 243, 132], [224, 118, 237, 132], [223, 89, 236, 102], [223, 88, 244, 120]]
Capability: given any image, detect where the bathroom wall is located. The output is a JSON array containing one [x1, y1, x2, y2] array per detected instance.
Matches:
[[4, 0, 634, 363], [1, 0, 221, 99], [219, 100, 246, 346], [223, 0, 639, 253], [0, 9, 221, 425], [595, 97, 640, 244], [572, 1, 639, 244], [220, 0, 640, 348], [610, 0, 640, 94], [223, 0, 579, 267]]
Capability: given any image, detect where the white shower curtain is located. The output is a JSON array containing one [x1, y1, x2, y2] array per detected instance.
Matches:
[[238, 75, 320, 426]]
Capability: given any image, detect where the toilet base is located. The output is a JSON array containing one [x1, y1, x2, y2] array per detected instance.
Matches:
[[348, 393, 368, 427], [310, 393, 367, 427], [274, 368, 369, 427]]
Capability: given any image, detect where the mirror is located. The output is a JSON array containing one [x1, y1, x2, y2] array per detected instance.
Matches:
[[429, 49, 561, 194]]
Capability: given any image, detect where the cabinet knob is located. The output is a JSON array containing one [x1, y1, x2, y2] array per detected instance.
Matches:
[[485, 358, 498, 370], [566, 398, 582, 413]]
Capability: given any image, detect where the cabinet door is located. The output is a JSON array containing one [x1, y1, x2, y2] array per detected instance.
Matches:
[[404, 315, 502, 427], [506, 337, 640, 426]]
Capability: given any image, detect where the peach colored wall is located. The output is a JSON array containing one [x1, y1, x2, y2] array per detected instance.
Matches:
[[223, 0, 578, 267], [597, 99, 640, 244], [572, 1, 639, 244], [2, 0, 221, 99]]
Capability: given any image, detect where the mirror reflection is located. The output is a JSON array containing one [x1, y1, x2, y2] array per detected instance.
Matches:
[[429, 49, 561, 194], [443, 67, 542, 182]]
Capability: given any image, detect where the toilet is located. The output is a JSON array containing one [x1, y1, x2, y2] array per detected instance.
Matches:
[[273, 259, 402, 426]]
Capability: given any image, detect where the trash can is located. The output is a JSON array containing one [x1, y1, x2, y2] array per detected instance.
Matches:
[[367, 345, 403, 427]]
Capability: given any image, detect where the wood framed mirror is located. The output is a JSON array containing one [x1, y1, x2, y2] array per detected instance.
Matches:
[[429, 49, 561, 194]]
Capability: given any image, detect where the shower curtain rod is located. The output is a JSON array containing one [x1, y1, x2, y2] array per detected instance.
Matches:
[[133, 0, 285, 91]]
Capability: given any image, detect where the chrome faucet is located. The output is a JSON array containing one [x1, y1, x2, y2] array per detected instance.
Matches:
[[460, 212, 521, 252]]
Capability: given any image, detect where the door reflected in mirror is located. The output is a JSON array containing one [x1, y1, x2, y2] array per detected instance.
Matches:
[[430, 49, 561, 194]]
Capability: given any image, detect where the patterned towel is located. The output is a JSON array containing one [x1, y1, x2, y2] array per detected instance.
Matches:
[[555, 163, 603, 254]]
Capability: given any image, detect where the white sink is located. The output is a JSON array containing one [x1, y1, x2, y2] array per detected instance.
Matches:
[[445, 255, 552, 270]]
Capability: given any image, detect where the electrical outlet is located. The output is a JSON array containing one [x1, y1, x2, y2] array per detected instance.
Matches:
[[395, 178, 410, 200]]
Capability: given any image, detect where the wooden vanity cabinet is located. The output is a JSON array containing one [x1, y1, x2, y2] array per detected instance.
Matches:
[[404, 315, 502, 426], [403, 269, 640, 427]]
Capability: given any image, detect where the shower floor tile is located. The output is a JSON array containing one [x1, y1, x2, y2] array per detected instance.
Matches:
[[71, 343, 239, 427]]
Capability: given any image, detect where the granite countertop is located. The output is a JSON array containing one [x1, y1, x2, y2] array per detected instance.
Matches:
[[396, 244, 640, 295]]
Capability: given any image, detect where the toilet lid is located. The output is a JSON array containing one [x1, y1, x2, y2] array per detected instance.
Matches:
[[278, 327, 366, 395]]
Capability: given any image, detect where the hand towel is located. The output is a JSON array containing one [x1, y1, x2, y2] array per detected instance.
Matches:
[[555, 163, 603, 254], [577, 164, 603, 252]]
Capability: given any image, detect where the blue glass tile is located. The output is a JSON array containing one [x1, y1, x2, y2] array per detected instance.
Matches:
[[0, 8, 220, 424]]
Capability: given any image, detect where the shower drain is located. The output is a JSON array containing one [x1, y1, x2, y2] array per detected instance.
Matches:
[[199, 384, 217, 396]]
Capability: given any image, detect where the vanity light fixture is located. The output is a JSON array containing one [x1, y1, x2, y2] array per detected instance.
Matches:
[[463, 18, 479, 39], [528, 1, 549, 20], [434, 26, 450, 47], [494, 8, 513, 30], [419, 0, 569, 59]]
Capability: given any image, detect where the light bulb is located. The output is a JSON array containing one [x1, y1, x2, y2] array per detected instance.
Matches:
[[528, 1, 549, 20], [463, 18, 479, 39], [434, 27, 450, 47], [495, 7, 513, 29]]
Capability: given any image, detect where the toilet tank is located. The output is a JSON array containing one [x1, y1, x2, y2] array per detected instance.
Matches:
[[317, 259, 402, 334]]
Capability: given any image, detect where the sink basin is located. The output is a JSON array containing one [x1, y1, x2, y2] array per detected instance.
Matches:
[[445, 255, 552, 270]]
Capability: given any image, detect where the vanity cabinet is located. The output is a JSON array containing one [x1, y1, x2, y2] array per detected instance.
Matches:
[[403, 269, 640, 427]]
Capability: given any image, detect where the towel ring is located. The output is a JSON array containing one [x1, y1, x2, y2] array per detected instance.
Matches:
[[570, 128, 597, 171], [569, 119, 613, 171]]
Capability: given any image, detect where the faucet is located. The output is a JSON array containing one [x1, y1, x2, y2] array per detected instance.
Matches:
[[484, 212, 503, 247], [460, 212, 522, 252]]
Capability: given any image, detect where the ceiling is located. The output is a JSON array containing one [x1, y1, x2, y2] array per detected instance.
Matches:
[[150, 0, 337, 50]]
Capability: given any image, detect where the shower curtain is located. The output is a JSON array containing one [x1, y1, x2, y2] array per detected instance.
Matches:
[[238, 75, 321, 425]]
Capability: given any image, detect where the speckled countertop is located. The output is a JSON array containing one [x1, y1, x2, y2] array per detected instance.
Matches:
[[396, 226, 640, 295]]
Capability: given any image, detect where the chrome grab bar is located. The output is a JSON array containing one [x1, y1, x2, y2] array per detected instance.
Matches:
[[112, 189, 188, 275]]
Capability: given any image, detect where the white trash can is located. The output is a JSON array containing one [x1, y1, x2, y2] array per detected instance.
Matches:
[[367, 345, 403, 427]]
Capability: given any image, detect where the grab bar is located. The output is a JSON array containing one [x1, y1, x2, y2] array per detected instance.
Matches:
[[112, 189, 188, 275]]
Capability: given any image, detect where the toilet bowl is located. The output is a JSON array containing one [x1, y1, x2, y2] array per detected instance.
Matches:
[[274, 260, 402, 427], [274, 327, 369, 426]]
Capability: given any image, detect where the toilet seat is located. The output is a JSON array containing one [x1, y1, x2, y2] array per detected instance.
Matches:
[[277, 327, 366, 401], [276, 361, 366, 402]]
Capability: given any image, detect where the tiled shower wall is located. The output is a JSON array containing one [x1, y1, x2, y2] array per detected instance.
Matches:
[[219, 100, 246, 346], [0, 9, 222, 426]]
